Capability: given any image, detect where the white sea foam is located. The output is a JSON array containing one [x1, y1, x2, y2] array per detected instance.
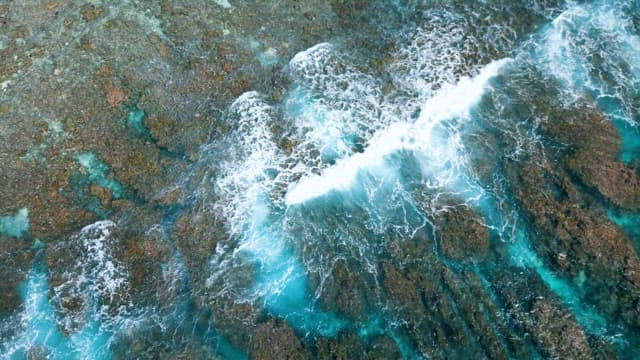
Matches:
[[2, 221, 143, 359], [204, 34, 513, 328], [535, 1, 640, 124], [285, 58, 511, 205], [390, 22, 468, 96], [214, 91, 284, 236], [286, 42, 382, 165], [205, 19, 513, 334], [208, 91, 305, 305], [418, 58, 510, 123], [51, 221, 132, 333], [389, 8, 514, 98]]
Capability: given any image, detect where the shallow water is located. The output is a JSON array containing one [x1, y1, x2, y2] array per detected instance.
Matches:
[[2, 0, 640, 358]]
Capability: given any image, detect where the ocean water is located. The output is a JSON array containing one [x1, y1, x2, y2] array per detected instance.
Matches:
[[0, 208, 29, 239], [3, 0, 640, 358]]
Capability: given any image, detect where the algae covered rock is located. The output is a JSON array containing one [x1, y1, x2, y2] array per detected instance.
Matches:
[[46, 221, 132, 334], [2, 0, 640, 358], [434, 205, 489, 262], [568, 153, 640, 210], [248, 319, 310, 360], [0, 235, 32, 316]]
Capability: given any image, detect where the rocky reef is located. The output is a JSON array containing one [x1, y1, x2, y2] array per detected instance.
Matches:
[[2, 0, 640, 359]]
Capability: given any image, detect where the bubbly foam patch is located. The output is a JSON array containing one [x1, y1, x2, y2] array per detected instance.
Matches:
[[51, 221, 133, 334], [285, 43, 383, 169], [389, 7, 516, 98], [285, 58, 511, 205], [534, 0, 640, 126], [214, 91, 284, 235], [3, 221, 141, 359], [209, 91, 346, 336]]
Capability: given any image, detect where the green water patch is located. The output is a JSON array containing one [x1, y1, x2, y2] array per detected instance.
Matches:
[[20, 143, 48, 164], [8, 269, 74, 359], [596, 96, 640, 164], [213, 0, 231, 9], [70, 152, 127, 218], [241, 196, 347, 338], [45, 119, 65, 135], [74, 152, 124, 199], [0, 208, 29, 238], [508, 230, 607, 335], [3, 238, 248, 360]]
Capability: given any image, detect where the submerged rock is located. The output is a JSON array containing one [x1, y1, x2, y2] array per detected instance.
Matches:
[[2, 0, 640, 358], [248, 320, 309, 360], [504, 145, 640, 329], [315, 333, 402, 360], [434, 204, 489, 262], [486, 268, 596, 359], [491, 94, 640, 334], [0, 236, 32, 316], [46, 221, 132, 335], [568, 154, 640, 210], [315, 258, 368, 320]]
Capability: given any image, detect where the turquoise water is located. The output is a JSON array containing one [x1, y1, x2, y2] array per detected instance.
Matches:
[[618, 120, 640, 164], [74, 152, 125, 199], [242, 196, 346, 338], [608, 209, 640, 246], [0, 208, 29, 239], [5, 264, 112, 359], [127, 106, 147, 138], [529, 0, 640, 162], [508, 230, 607, 334], [4, 0, 640, 358]]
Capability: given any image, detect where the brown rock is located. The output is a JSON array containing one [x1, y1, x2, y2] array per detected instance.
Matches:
[[80, 4, 103, 22], [316, 334, 366, 360], [488, 269, 596, 359], [505, 159, 640, 329], [540, 103, 621, 159], [158, 42, 172, 59], [531, 300, 593, 359], [97, 64, 113, 77], [171, 210, 223, 274], [90, 184, 113, 208], [568, 154, 640, 210], [380, 262, 425, 319], [434, 205, 489, 261], [248, 320, 310, 360], [0, 236, 32, 316], [319, 258, 366, 319], [105, 83, 127, 107]]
